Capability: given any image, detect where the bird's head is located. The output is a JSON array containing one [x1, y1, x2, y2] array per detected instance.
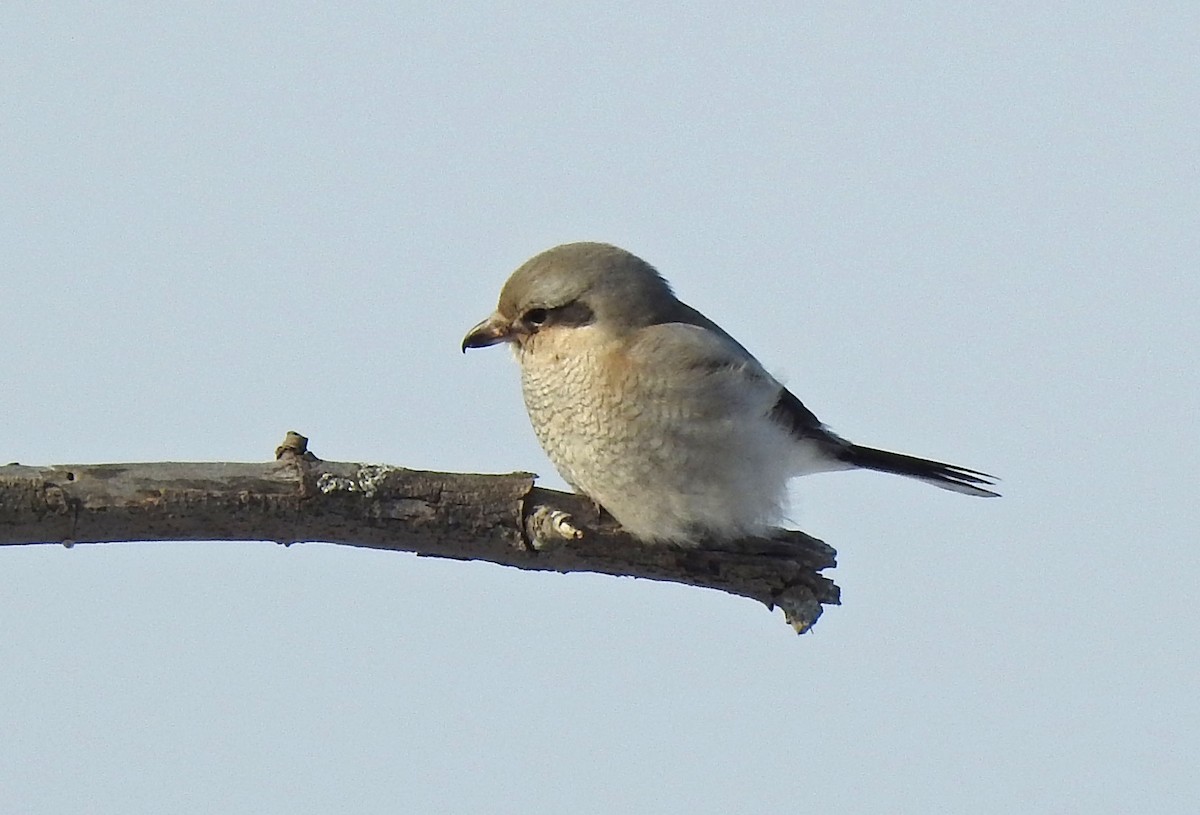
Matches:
[[461, 242, 678, 353]]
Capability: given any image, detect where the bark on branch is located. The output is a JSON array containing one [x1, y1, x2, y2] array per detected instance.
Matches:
[[0, 433, 839, 633]]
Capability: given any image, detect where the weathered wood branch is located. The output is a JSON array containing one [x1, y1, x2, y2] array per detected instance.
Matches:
[[0, 433, 838, 632]]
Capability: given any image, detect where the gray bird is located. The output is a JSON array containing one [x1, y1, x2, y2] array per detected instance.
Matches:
[[463, 242, 998, 544]]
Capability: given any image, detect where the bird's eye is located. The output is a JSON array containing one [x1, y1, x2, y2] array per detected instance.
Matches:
[[523, 308, 549, 328]]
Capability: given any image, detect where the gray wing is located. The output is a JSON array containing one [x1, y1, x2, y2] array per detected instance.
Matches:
[[665, 302, 833, 441], [654, 304, 1000, 496]]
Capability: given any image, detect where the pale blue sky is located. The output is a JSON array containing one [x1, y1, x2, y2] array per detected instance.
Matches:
[[2, 4, 1197, 813]]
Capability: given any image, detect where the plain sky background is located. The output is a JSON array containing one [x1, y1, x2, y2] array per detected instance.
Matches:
[[2, 3, 1197, 813]]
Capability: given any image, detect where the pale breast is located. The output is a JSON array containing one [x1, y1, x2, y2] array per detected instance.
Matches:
[[519, 339, 636, 496], [516, 327, 796, 542]]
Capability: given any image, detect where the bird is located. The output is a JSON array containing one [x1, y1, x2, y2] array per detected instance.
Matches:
[[462, 242, 998, 544]]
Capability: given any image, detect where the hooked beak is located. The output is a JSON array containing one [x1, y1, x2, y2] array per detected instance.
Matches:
[[461, 313, 513, 352]]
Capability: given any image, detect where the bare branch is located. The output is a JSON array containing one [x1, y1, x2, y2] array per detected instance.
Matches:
[[0, 433, 838, 633]]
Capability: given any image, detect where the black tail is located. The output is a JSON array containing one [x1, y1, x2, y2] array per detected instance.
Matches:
[[839, 444, 1000, 497]]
